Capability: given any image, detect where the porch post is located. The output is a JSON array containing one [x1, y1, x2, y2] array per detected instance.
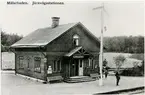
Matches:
[[89, 58, 91, 67]]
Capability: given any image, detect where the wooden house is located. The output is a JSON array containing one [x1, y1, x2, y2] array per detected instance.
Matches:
[[11, 17, 101, 83]]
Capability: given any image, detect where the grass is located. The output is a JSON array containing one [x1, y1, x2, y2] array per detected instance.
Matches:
[[104, 52, 143, 68], [129, 54, 144, 60]]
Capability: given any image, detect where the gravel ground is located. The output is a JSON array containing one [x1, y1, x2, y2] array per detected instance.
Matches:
[[1, 71, 145, 95]]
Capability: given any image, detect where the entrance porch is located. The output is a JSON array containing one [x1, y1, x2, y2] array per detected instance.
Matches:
[[63, 46, 99, 78]]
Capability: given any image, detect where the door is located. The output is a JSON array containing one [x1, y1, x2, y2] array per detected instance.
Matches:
[[70, 59, 79, 76], [79, 59, 83, 76]]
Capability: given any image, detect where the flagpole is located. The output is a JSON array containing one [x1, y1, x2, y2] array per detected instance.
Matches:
[[93, 3, 105, 86], [99, 3, 104, 86]]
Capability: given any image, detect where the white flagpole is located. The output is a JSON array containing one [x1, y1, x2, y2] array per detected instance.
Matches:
[[99, 3, 104, 86], [93, 3, 104, 86]]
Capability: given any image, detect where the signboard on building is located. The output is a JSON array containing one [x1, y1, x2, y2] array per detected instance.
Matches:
[[73, 55, 84, 58]]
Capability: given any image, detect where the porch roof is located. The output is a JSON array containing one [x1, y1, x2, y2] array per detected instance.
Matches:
[[64, 46, 82, 57]]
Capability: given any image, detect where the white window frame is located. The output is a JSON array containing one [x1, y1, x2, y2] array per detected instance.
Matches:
[[19, 56, 24, 69], [34, 57, 41, 72], [73, 34, 79, 46], [53, 60, 61, 72], [27, 57, 30, 69]]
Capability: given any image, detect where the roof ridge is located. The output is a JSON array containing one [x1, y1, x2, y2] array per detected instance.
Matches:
[[38, 22, 79, 30], [11, 22, 79, 47], [11, 22, 101, 48]]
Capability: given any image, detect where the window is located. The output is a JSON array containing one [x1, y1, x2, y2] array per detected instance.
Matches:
[[90, 59, 94, 69], [73, 34, 79, 46], [27, 57, 30, 69], [83, 59, 89, 68], [34, 57, 41, 72], [53, 60, 61, 72], [19, 56, 24, 69]]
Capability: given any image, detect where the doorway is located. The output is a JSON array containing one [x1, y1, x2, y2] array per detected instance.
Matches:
[[70, 59, 79, 76], [70, 59, 84, 77], [79, 59, 83, 76]]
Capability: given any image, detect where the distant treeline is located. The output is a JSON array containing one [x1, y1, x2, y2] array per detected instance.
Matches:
[[1, 31, 23, 52], [1, 31, 144, 53], [104, 36, 144, 53]]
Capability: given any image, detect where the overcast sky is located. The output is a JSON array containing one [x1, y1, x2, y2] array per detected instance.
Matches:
[[0, 1, 144, 37]]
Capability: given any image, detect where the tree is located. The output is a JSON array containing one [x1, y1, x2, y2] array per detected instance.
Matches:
[[103, 36, 144, 53], [113, 55, 126, 71], [137, 36, 144, 53], [1, 31, 8, 46], [1, 30, 23, 52]]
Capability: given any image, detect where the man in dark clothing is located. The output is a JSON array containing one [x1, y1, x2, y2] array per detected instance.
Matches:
[[115, 71, 120, 86], [103, 59, 108, 67], [103, 59, 108, 78], [104, 68, 108, 78]]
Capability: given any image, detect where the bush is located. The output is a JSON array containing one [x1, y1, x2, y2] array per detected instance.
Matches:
[[113, 55, 126, 71], [120, 66, 144, 76]]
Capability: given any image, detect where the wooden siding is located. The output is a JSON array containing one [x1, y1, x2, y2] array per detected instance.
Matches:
[[14, 24, 100, 80], [15, 52, 47, 80], [45, 24, 100, 78], [46, 24, 100, 52], [46, 52, 64, 77]]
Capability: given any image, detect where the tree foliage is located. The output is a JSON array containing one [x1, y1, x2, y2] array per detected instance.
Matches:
[[1, 31, 23, 52], [120, 60, 144, 76], [113, 55, 126, 71], [104, 36, 144, 53]]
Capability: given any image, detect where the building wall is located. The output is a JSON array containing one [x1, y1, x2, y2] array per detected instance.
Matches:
[[46, 52, 64, 77], [45, 25, 100, 77], [46, 24, 100, 52], [15, 24, 100, 80], [15, 52, 47, 80], [2, 52, 15, 70]]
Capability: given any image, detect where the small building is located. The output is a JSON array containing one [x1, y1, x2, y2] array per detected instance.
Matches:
[[1, 52, 15, 70], [11, 17, 101, 82]]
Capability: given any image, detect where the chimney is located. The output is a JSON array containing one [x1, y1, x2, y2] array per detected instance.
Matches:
[[51, 17, 60, 28]]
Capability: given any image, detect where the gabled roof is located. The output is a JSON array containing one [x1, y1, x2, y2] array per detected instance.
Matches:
[[65, 46, 82, 57], [11, 22, 100, 48]]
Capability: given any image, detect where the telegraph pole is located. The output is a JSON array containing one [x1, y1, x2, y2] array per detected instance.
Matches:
[[93, 3, 104, 86]]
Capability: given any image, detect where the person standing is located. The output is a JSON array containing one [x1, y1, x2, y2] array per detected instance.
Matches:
[[115, 71, 120, 86], [103, 59, 108, 67], [104, 68, 108, 78], [103, 59, 108, 78]]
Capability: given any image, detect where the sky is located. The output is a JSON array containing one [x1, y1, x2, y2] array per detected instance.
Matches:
[[0, 1, 144, 37]]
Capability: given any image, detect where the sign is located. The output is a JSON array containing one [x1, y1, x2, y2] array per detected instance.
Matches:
[[73, 55, 84, 58]]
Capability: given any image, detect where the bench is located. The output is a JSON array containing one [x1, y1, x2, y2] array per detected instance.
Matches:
[[47, 76, 63, 83], [90, 73, 100, 80]]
